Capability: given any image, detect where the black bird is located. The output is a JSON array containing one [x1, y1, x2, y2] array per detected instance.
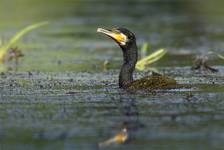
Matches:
[[97, 27, 177, 90]]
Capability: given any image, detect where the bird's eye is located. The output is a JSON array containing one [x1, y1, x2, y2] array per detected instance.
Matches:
[[128, 35, 132, 39]]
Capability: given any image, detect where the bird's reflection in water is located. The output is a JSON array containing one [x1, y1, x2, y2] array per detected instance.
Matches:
[[98, 127, 128, 147], [99, 94, 144, 147]]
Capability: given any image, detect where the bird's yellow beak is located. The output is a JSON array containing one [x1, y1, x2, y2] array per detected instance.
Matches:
[[97, 28, 127, 45]]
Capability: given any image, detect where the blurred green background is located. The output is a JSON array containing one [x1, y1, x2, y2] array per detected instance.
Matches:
[[0, 0, 224, 72]]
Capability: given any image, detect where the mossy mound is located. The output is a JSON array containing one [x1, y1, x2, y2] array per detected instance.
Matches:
[[126, 75, 177, 90]]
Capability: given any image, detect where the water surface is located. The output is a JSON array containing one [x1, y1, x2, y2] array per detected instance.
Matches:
[[0, 0, 224, 150]]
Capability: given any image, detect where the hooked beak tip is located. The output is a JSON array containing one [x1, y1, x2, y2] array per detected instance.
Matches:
[[97, 28, 102, 32], [97, 28, 111, 34]]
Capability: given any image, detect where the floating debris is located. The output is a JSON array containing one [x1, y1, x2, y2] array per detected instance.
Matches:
[[192, 55, 218, 73]]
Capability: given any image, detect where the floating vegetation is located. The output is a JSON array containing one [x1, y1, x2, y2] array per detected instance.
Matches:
[[0, 21, 48, 66], [99, 128, 128, 147], [192, 55, 218, 73], [208, 50, 224, 61], [7, 47, 24, 62], [103, 60, 109, 71], [140, 42, 149, 58], [136, 43, 167, 71], [6, 47, 24, 71]]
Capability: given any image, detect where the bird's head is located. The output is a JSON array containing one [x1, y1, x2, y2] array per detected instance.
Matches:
[[97, 27, 136, 51]]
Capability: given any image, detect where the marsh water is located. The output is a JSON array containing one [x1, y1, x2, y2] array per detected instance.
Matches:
[[0, 0, 224, 149]]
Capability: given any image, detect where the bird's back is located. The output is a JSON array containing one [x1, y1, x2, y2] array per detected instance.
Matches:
[[127, 74, 177, 90]]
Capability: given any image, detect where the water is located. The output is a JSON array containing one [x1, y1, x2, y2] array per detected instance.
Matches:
[[0, 0, 224, 149]]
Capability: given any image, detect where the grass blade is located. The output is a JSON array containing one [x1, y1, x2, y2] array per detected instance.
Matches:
[[0, 21, 49, 62], [0, 38, 2, 47], [136, 48, 167, 71], [217, 54, 224, 60], [140, 42, 149, 58]]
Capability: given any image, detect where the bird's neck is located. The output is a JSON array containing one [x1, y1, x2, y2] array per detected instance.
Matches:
[[119, 42, 138, 88]]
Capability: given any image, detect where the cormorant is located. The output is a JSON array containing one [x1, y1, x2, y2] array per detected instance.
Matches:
[[97, 27, 177, 90]]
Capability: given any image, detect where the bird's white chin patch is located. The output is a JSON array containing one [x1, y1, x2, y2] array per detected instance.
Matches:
[[119, 33, 128, 46], [120, 41, 126, 46]]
